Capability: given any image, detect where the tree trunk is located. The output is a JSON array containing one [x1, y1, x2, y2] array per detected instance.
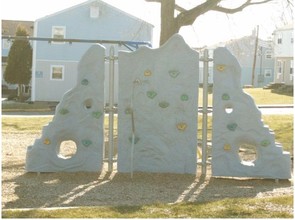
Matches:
[[159, 0, 180, 45], [18, 84, 24, 102]]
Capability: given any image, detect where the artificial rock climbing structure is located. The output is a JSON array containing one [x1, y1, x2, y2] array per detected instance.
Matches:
[[26, 44, 105, 172], [117, 34, 199, 174], [26, 35, 291, 179], [212, 47, 291, 179]]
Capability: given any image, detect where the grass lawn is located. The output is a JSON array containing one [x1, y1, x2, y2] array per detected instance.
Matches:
[[2, 195, 293, 218], [198, 88, 293, 106], [2, 88, 293, 111]]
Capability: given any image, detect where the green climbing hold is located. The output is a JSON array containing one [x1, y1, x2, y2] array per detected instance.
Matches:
[[82, 139, 92, 147], [159, 101, 169, 108], [222, 93, 230, 101], [169, 70, 180, 78], [59, 108, 69, 115], [128, 136, 140, 144], [261, 140, 271, 147], [125, 107, 132, 114], [92, 111, 102, 119], [147, 91, 157, 99], [227, 123, 237, 131], [81, 79, 89, 86], [181, 94, 189, 101]]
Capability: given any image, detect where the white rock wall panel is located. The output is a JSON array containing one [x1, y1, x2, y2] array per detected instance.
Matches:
[[117, 34, 199, 174], [212, 47, 291, 179], [26, 44, 105, 172]]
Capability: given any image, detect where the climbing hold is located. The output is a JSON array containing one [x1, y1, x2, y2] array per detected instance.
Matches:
[[177, 122, 187, 131], [82, 139, 92, 147], [125, 107, 132, 114], [181, 94, 189, 101], [144, 70, 152, 76], [261, 140, 271, 147], [169, 70, 180, 78], [224, 144, 231, 151], [222, 93, 230, 101], [216, 64, 226, 72], [146, 91, 157, 99], [128, 136, 140, 144], [159, 101, 169, 108], [92, 111, 102, 119], [59, 108, 69, 115], [81, 79, 89, 86], [227, 123, 237, 131], [43, 138, 51, 145]]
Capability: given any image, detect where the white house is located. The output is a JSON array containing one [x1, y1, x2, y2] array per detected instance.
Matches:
[[273, 23, 293, 85], [32, 0, 153, 102]]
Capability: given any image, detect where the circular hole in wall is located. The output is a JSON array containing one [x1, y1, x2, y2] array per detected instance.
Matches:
[[238, 143, 257, 165], [58, 140, 77, 159], [225, 105, 233, 114], [84, 99, 93, 110]]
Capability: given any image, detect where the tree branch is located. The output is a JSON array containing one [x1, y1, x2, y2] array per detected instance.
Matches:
[[145, 0, 162, 2], [175, 4, 186, 12], [176, 0, 222, 27], [213, 0, 273, 14]]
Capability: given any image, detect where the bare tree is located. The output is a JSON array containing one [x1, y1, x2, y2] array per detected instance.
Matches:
[[145, 0, 288, 45]]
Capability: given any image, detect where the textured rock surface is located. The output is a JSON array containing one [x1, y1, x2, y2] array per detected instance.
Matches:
[[117, 34, 199, 174], [212, 47, 291, 179], [26, 45, 105, 172]]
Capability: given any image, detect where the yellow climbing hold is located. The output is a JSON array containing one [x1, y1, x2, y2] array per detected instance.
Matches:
[[217, 64, 226, 72], [44, 138, 51, 145], [177, 122, 187, 131], [144, 70, 152, 76], [224, 144, 231, 151]]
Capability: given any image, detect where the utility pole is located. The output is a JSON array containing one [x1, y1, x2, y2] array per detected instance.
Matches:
[[251, 25, 259, 87]]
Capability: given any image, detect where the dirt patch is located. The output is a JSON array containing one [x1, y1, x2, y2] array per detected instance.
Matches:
[[2, 131, 293, 213]]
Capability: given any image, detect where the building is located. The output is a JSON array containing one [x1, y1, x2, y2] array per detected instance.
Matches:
[[1, 20, 34, 91], [273, 23, 293, 86], [200, 32, 275, 88], [223, 34, 275, 88], [32, 0, 153, 102]]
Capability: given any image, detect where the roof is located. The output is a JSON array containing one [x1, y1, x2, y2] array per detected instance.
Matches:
[[273, 23, 294, 32], [2, 20, 34, 36], [36, 0, 153, 27]]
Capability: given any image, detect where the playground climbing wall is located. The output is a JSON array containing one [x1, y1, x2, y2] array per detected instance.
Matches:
[[117, 34, 199, 174], [212, 47, 291, 179], [25, 35, 291, 179], [26, 44, 105, 172]]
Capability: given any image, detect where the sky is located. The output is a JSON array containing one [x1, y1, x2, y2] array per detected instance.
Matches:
[[0, 0, 293, 47]]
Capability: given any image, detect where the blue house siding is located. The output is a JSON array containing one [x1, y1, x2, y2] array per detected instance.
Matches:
[[34, 60, 78, 101], [32, 0, 153, 101]]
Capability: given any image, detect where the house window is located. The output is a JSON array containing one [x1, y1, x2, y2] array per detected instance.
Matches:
[[265, 50, 272, 59], [277, 33, 283, 44], [50, 65, 64, 80], [52, 26, 66, 43], [2, 39, 11, 49], [290, 60, 293, 80], [264, 69, 272, 78]]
